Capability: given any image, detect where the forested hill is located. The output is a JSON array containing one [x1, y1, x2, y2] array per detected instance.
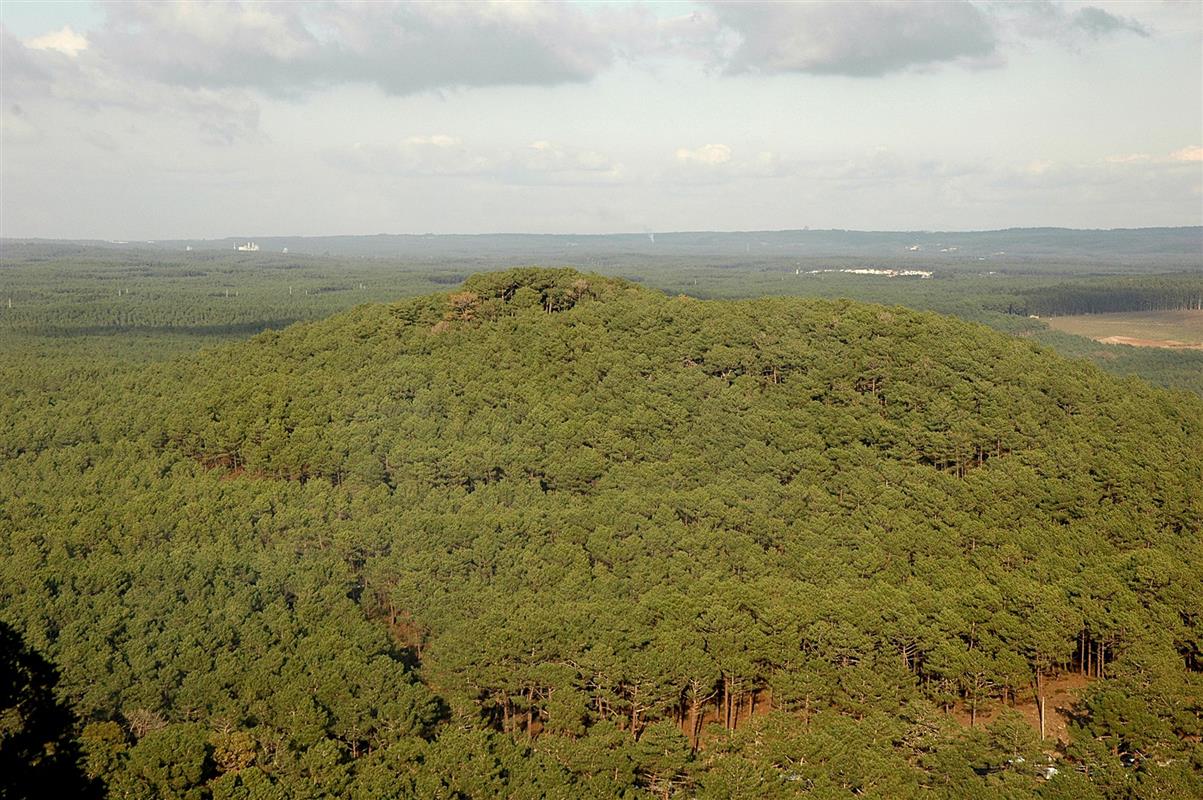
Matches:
[[2, 268, 1202, 799]]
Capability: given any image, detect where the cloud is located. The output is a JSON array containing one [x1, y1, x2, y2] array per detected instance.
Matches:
[[665, 144, 793, 184], [1170, 145, 1203, 163], [515, 140, 619, 176], [1104, 147, 1201, 165], [707, 1, 999, 77], [0, 103, 40, 144], [90, 1, 650, 97], [811, 147, 979, 185], [999, 2, 1151, 44], [25, 26, 89, 57], [325, 137, 622, 184], [987, 147, 1203, 200], [1104, 153, 1150, 164], [747, 150, 789, 178], [675, 143, 732, 166], [406, 135, 460, 148], [328, 136, 487, 176], [3, 0, 1172, 134], [694, 2, 1158, 79], [1025, 159, 1055, 176], [2, 24, 262, 147], [1070, 6, 1148, 39], [1, 28, 53, 91]]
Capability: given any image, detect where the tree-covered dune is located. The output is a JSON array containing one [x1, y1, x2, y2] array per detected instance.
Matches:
[[2, 268, 1201, 798]]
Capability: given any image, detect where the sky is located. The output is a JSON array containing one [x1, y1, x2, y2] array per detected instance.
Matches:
[[1, 0, 1201, 239]]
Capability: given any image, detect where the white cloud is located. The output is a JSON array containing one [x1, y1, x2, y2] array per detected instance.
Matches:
[[992, 149, 1202, 197], [25, 26, 88, 57], [324, 137, 622, 184], [664, 144, 796, 185], [1104, 153, 1151, 164], [404, 135, 461, 148], [1105, 147, 1203, 165], [1170, 145, 1203, 163], [1025, 160, 1055, 176], [516, 141, 618, 175], [748, 151, 787, 177], [807, 148, 979, 186], [328, 137, 488, 176], [676, 143, 732, 165]]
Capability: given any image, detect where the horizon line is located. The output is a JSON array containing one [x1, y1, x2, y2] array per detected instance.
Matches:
[[4, 224, 1203, 243]]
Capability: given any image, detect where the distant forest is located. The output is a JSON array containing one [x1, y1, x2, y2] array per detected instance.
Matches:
[[3, 239, 1200, 394], [995, 276, 1202, 317], [13, 225, 1201, 267]]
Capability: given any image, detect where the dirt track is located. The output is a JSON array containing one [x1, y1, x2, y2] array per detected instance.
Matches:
[[1096, 335, 1203, 350]]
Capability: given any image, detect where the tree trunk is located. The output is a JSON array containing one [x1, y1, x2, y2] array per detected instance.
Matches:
[[1036, 672, 1046, 741], [722, 675, 731, 730], [687, 699, 699, 750], [526, 687, 534, 740]]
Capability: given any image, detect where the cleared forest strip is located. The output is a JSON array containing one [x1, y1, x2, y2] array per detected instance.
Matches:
[[1044, 309, 1203, 349]]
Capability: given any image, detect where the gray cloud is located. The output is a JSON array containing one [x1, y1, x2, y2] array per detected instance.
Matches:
[[93, 1, 646, 97], [6, 1, 1167, 111], [999, 2, 1151, 43], [707, 1, 1000, 77], [1070, 6, 1149, 39], [0, 27, 54, 93], [701, 1, 1157, 78], [2, 22, 261, 146]]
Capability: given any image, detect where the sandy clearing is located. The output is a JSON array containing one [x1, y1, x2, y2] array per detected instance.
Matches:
[[1095, 335, 1203, 350]]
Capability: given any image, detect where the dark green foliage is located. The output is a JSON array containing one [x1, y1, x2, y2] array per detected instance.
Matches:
[[2, 268, 1201, 798], [2, 243, 1200, 396], [0, 622, 99, 800], [1013, 275, 1203, 317]]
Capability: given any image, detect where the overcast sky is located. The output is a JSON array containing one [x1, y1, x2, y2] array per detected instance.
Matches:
[[2, 0, 1201, 239]]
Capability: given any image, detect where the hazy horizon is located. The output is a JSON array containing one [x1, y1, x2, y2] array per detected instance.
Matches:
[[6, 224, 1203, 245]]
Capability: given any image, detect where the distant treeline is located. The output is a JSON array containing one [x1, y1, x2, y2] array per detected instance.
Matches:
[[3, 245, 1202, 396], [1003, 275, 1203, 317]]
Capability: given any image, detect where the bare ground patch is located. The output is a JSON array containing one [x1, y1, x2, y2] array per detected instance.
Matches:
[[1045, 310, 1203, 349]]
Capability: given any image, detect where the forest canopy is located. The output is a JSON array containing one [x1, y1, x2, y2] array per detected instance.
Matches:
[[2, 268, 1201, 799]]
